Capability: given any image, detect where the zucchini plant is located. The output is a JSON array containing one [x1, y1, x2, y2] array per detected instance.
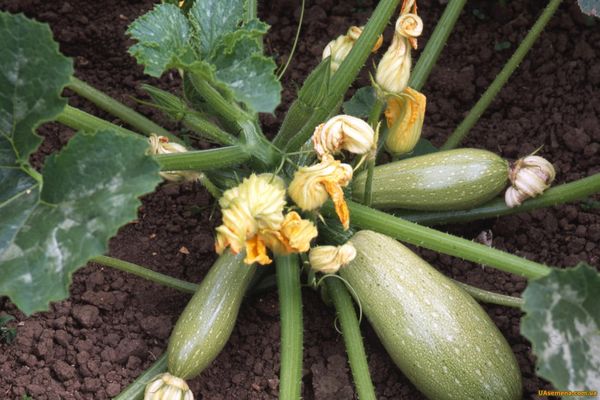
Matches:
[[1, 0, 599, 399]]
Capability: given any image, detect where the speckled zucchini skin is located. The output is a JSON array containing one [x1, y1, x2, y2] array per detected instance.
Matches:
[[340, 231, 522, 400], [352, 149, 509, 210], [167, 251, 255, 379]]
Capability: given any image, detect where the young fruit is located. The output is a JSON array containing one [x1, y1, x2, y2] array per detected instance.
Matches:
[[352, 148, 508, 210], [340, 230, 522, 400], [167, 251, 256, 380]]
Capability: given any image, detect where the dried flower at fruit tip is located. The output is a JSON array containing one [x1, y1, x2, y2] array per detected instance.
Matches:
[[215, 174, 286, 265], [312, 115, 375, 159], [288, 155, 353, 230], [505, 155, 556, 208], [323, 26, 383, 73], [147, 134, 201, 182], [145, 373, 194, 400], [309, 243, 357, 274], [384, 87, 426, 155]]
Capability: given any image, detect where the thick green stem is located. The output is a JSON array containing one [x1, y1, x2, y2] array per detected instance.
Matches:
[[240, 120, 279, 169], [275, 254, 303, 400], [408, 0, 467, 91], [92, 256, 197, 294], [273, 0, 401, 153], [364, 99, 385, 206], [188, 73, 249, 126], [441, 0, 562, 150], [454, 280, 523, 309], [114, 354, 168, 400], [326, 278, 377, 400], [141, 84, 237, 145], [246, 0, 257, 21], [323, 200, 551, 279], [399, 173, 600, 226], [155, 145, 250, 171], [57, 105, 140, 137], [182, 111, 237, 145], [67, 77, 178, 142]]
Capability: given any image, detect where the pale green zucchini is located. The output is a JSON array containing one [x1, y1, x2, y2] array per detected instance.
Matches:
[[167, 251, 256, 379], [352, 148, 509, 210], [340, 230, 522, 400]]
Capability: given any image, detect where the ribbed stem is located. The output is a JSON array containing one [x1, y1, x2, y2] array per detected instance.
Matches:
[[57, 105, 140, 137], [364, 99, 385, 206], [114, 354, 168, 400], [399, 173, 600, 226], [326, 278, 377, 400], [408, 0, 467, 91], [92, 256, 197, 294], [188, 73, 249, 126], [454, 280, 523, 309], [141, 84, 237, 145], [441, 0, 563, 150], [182, 111, 237, 145], [273, 0, 401, 153], [275, 254, 303, 400], [155, 145, 250, 171], [323, 200, 551, 279], [246, 0, 257, 21], [68, 77, 177, 142]]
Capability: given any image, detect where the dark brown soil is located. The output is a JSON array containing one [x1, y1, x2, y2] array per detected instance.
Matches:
[[1, 0, 599, 399]]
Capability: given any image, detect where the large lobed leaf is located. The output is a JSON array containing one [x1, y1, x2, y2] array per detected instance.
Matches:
[[578, 0, 600, 17], [521, 263, 600, 398], [1, 131, 160, 315], [127, 1, 281, 113], [0, 12, 162, 314]]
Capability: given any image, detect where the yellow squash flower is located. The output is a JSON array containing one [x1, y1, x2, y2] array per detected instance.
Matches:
[[384, 87, 426, 155], [215, 174, 286, 265], [312, 115, 375, 159], [215, 175, 318, 265], [309, 243, 357, 274], [288, 155, 353, 230]]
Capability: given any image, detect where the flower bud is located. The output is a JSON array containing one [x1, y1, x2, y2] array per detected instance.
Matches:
[[288, 155, 353, 229], [323, 26, 383, 73], [375, 34, 411, 97], [505, 155, 556, 208], [148, 134, 201, 182], [145, 373, 193, 400], [309, 244, 357, 274], [384, 87, 426, 155], [312, 115, 375, 158]]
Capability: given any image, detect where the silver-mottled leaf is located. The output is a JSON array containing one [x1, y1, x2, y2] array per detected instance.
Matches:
[[521, 263, 600, 398]]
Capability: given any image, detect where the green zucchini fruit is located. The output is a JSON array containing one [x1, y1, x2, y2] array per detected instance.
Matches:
[[167, 251, 256, 379], [352, 148, 508, 210], [340, 230, 522, 400]]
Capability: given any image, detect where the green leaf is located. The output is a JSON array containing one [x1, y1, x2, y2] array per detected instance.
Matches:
[[188, 0, 244, 56], [343, 87, 376, 118], [578, 0, 600, 17], [209, 34, 280, 113], [127, 4, 194, 77], [521, 263, 600, 396], [0, 12, 73, 161], [0, 130, 161, 315]]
